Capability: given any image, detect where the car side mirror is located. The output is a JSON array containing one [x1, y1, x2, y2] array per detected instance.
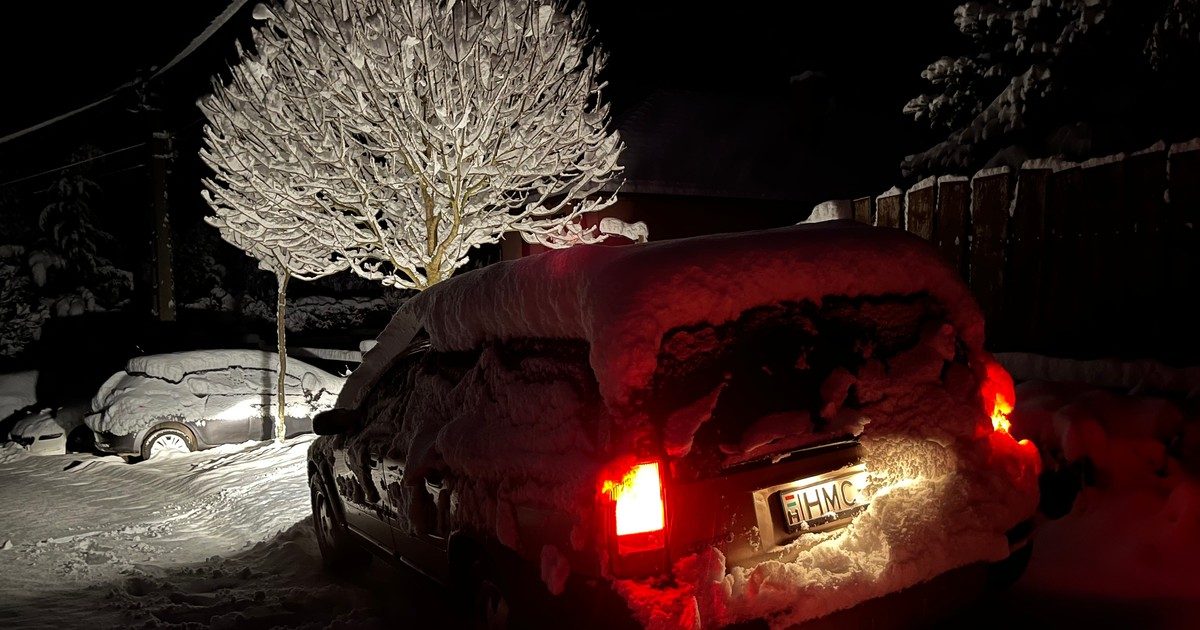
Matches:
[[313, 408, 363, 435]]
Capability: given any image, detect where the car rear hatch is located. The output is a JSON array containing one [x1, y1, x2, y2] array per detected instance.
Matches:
[[634, 294, 951, 572], [667, 438, 866, 568]]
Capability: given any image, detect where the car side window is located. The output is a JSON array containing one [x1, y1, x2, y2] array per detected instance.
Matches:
[[356, 343, 427, 439]]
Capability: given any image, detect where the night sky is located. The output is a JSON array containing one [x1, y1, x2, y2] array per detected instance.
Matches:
[[0, 0, 962, 190]]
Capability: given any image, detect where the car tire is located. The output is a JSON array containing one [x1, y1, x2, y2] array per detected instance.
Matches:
[[140, 425, 197, 460], [468, 555, 513, 630], [66, 426, 94, 453], [310, 475, 371, 575]]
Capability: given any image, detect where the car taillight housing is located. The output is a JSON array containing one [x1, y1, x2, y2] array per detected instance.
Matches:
[[601, 460, 668, 576]]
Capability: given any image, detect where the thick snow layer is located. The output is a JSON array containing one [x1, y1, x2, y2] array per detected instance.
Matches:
[[1168, 138, 1200, 155], [908, 176, 937, 192], [998, 352, 1200, 397], [0, 436, 452, 627], [803, 200, 853, 223], [403, 223, 985, 410], [875, 186, 902, 201], [0, 370, 37, 421], [1010, 382, 1200, 602], [87, 351, 343, 437], [973, 165, 1011, 179]]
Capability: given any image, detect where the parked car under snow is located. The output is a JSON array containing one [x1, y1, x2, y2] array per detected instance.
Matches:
[[306, 222, 1042, 628], [7, 402, 90, 456], [86, 350, 343, 460]]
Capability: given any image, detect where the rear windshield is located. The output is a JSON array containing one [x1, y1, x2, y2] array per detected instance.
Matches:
[[646, 294, 955, 474]]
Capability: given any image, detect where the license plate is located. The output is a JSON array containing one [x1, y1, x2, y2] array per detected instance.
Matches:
[[777, 466, 868, 532]]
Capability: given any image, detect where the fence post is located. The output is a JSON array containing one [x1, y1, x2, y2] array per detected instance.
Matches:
[[1124, 144, 1168, 355], [1080, 154, 1127, 354], [936, 176, 970, 278], [969, 168, 1011, 346], [875, 187, 903, 229], [1167, 140, 1200, 362], [1006, 163, 1050, 350], [905, 176, 937, 241], [1045, 163, 1084, 354], [852, 196, 874, 225]]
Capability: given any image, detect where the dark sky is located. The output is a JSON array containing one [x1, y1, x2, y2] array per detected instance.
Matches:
[[0, 0, 963, 192]]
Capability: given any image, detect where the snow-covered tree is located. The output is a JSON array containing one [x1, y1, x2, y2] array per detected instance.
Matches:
[[201, 0, 639, 440], [200, 185, 348, 442], [201, 0, 640, 290], [904, 0, 1200, 176]]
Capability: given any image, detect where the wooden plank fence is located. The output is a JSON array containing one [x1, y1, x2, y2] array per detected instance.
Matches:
[[840, 139, 1200, 363]]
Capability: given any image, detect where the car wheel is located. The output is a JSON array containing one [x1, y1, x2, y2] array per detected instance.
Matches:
[[310, 475, 371, 575], [66, 426, 94, 453], [140, 426, 196, 460], [470, 558, 512, 630]]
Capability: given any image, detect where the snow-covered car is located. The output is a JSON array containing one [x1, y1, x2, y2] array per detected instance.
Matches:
[[306, 222, 1042, 628], [86, 350, 344, 460], [8, 402, 90, 455]]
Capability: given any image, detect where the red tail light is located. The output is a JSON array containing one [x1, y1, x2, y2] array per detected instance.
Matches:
[[981, 360, 1016, 435], [602, 460, 667, 562]]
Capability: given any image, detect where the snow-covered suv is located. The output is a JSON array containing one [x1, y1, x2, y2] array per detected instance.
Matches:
[[306, 222, 1041, 628]]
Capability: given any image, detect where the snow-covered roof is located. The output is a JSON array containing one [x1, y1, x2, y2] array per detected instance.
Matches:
[[126, 350, 333, 384], [400, 221, 984, 409]]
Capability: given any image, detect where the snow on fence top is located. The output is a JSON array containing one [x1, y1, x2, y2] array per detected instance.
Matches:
[[908, 176, 938, 192], [402, 222, 985, 409], [1169, 138, 1200, 155], [875, 186, 903, 202]]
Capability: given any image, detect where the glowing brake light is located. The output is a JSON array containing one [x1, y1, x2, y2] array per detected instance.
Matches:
[[603, 462, 666, 537], [981, 360, 1015, 435]]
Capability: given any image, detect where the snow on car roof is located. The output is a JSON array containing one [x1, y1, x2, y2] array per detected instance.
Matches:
[[399, 221, 984, 409], [125, 349, 330, 384]]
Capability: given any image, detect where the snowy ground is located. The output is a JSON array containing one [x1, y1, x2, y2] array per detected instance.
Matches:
[[2, 382, 1198, 629], [0, 436, 449, 629]]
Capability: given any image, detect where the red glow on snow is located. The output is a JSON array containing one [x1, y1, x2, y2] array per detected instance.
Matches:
[[602, 461, 666, 537]]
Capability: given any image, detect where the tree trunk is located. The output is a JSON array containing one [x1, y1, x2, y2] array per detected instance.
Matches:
[[275, 272, 289, 444]]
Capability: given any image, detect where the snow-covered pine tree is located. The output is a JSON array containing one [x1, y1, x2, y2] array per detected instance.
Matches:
[[904, 0, 1200, 177]]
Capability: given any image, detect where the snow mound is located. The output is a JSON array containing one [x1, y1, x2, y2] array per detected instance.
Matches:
[[1010, 382, 1200, 600], [404, 222, 983, 410]]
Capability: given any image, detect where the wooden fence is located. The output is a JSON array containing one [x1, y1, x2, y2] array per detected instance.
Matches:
[[847, 139, 1200, 364]]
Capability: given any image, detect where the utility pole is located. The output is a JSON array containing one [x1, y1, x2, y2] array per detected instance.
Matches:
[[148, 122, 176, 321], [136, 76, 176, 322]]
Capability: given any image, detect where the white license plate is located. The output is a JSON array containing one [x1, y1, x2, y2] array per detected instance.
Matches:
[[777, 466, 868, 532]]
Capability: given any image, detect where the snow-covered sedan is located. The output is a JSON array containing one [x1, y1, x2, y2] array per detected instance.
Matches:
[[7, 402, 91, 455], [306, 222, 1042, 628], [87, 350, 343, 460]]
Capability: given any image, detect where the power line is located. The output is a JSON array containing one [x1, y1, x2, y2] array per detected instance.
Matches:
[[0, 0, 248, 147], [0, 143, 146, 189], [152, 0, 251, 79]]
